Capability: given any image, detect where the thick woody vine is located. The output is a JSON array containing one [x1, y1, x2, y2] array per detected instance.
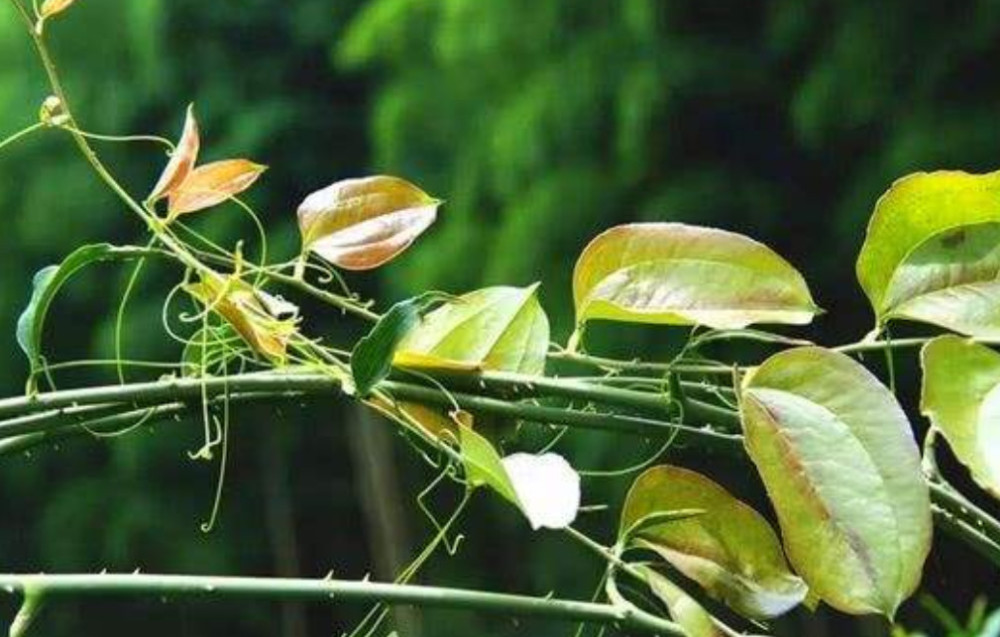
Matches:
[[1, 1, 1000, 636]]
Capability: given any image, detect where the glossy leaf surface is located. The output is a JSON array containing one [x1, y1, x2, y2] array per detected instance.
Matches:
[[921, 336, 1000, 498], [620, 465, 806, 619], [573, 223, 818, 330], [741, 346, 931, 616]]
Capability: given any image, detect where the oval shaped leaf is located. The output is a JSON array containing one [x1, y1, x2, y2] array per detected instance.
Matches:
[[148, 104, 200, 203], [740, 347, 931, 616], [921, 336, 1000, 499], [856, 169, 1000, 333], [167, 159, 266, 219], [620, 465, 806, 620], [17, 244, 152, 386], [458, 424, 580, 530], [297, 175, 440, 271], [395, 284, 549, 375], [573, 223, 818, 330]]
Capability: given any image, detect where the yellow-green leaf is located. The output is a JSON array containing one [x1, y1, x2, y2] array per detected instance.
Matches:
[[920, 336, 1000, 499], [297, 175, 440, 270], [856, 169, 1000, 333], [741, 347, 931, 616], [167, 159, 266, 219], [633, 565, 724, 637], [620, 465, 806, 620], [394, 284, 549, 375], [573, 223, 818, 330], [184, 273, 295, 364], [148, 104, 200, 203]]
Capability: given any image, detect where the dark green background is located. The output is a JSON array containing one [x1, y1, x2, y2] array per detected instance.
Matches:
[[0, 1, 998, 635]]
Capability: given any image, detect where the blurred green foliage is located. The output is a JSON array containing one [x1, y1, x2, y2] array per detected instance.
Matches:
[[0, 0, 999, 635]]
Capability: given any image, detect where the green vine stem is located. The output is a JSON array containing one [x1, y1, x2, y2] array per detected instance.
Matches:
[[0, 572, 683, 636]]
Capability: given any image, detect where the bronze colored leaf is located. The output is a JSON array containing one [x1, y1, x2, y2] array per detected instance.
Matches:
[[148, 105, 200, 203], [297, 175, 441, 270], [168, 159, 266, 219]]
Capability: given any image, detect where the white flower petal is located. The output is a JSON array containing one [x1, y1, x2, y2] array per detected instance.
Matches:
[[501, 452, 581, 530]]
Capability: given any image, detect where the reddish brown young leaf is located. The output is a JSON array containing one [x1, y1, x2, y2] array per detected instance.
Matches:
[[148, 105, 200, 203], [297, 175, 440, 270], [167, 159, 266, 219]]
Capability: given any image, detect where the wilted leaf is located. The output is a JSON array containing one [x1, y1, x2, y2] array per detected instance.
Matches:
[[573, 223, 818, 330], [856, 170, 1000, 334], [741, 347, 932, 616], [633, 565, 724, 637], [17, 244, 150, 386], [620, 465, 806, 620], [167, 159, 266, 218], [920, 336, 1000, 498], [458, 425, 580, 530], [351, 293, 445, 396], [148, 105, 200, 203], [395, 284, 549, 374], [184, 273, 295, 364], [297, 175, 440, 270]]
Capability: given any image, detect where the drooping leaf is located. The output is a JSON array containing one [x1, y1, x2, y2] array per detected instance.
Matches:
[[184, 273, 296, 364], [297, 175, 441, 270], [619, 465, 807, 620], [148, 104, 200, 203], [167, 159, 266, 218], [458, 425, 580, 530], [856, 170, 1000, 334], [633, 565, 724, 637], [573, 223, 818, 330], [920, 336, 1000, 499], [394, 284, 549, 374], [350, 292, 445, 396], [17, 244, 152, 384], [740, 346, 932, 616]]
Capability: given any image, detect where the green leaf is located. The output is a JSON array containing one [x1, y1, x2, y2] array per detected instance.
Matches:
[[458, 423, 520, 504], [741, 346, 932, 616], [395, 284, 549, 374], [350, 293, 444, 396], [633, 565, 724, 637], [619, 464, 807, 620], [17, 244, 152, 385], [920, 336, 1000, 499], [573, 223, 818, 330], [856, 170, 1000, 333]]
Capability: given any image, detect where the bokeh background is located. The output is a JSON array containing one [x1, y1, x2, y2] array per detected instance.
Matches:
[[0, 1, 999, 635]]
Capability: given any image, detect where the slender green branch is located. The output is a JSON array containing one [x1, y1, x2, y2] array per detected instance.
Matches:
[[835, 336, 1000, 354], [0, 572, 682, 635], [0, 121, 44, 152], [928, 481, 1000, 562], [0, 371, 743, 445], [548, 350, 736, 375]]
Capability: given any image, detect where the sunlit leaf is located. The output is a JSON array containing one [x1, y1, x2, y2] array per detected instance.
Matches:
[[856, 170, 1000, 334], [167, 159, 266, 218], [351, 292, 445, 396], [297, 175, 440, 270], [619, 465, 806, 619], [458, 425, 580, 530], [184, 273, 296, 364], [39, 0, 76, 18], [634, 565, 724, 637], [741, 346, 931, 616], [148, 104, 200, 203], [501, 452, 580, 530], [573, 223, 818, 331], [17, 244, 151, 387], [920, 336, 1000, 499], [394, 284, 549, 375]]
